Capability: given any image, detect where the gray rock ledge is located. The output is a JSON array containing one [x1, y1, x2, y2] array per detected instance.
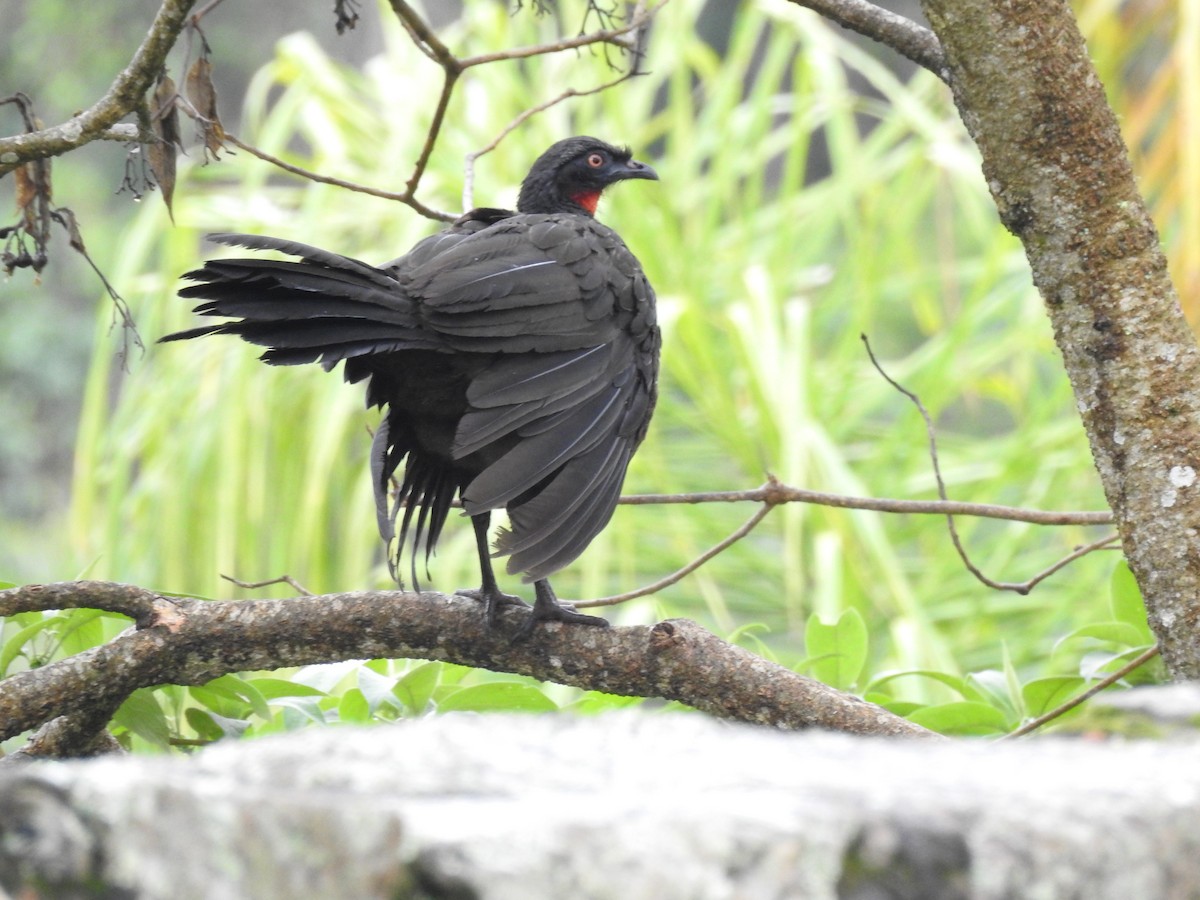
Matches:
[[2, 712, 1198, 899]]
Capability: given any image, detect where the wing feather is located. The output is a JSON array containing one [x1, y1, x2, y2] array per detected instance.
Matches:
[[168, 213, 658, 585]]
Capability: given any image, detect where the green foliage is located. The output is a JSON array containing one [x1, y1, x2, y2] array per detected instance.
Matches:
[[803, 608, 867, 692], [1, 0, 1175, 746]]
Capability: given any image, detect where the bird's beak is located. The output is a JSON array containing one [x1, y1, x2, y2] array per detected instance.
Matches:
[[620, 158, 659, 182]]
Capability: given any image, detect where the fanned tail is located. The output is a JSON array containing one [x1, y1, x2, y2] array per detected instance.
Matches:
[[161, 232, 436, 369]]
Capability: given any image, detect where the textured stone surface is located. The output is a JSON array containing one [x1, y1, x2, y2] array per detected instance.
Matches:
[[2, 713, 1199, 899]]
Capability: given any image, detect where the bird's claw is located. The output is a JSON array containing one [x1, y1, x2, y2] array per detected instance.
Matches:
[[459, 580, 608, 639], [456, 585, 529, 626], [511, 588, 609, 642]]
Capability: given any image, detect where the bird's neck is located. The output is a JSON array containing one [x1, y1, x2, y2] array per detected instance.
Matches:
[[567, 190, 600, 216], [517, 176, 597, 217]]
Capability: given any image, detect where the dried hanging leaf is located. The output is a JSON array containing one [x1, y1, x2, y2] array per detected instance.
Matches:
[[148, 71, 180, 221], [185, 55, 225, 159], [154, 72, 181, 148], [14, 156, 52, 250], [14, 160, 35, 216]]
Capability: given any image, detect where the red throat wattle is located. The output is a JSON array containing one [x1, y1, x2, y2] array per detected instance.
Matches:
[[570, 190, 601, 215]]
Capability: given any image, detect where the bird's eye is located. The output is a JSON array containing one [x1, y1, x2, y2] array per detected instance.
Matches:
[[586, 153, 605, 168]]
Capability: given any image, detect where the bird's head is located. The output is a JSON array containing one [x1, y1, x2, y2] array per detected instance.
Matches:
[[517, 137, 658, 217]]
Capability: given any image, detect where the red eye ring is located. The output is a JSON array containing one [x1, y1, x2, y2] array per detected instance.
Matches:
[[587, 153, 605, 168]]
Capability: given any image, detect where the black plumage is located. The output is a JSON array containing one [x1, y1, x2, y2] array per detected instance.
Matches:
[[161, 137, 660, 633]]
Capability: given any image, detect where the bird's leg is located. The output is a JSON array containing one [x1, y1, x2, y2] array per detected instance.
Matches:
[[369, 417, 401, 584], [456, 512, 528, 625], [512, 579, 609, 641]]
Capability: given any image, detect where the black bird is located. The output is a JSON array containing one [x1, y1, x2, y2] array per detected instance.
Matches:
[[162, 137, 660, 634]]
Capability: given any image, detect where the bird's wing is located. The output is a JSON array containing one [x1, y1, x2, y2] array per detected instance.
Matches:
[[407, 216, 648, 352], [465, 324, 658, 582], [405, 214, 660, 580]]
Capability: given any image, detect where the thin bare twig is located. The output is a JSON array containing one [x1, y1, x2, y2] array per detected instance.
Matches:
[[226, 0, 661, 222], [134, 1, 665, 223], [1001, 532, 1122, 594], [221, 574, 314, 596], [862, 334, 1113, 594], [189, 0, 226, 25], [52, 208, 145, 366], [379, 0, 664, 217], [458, 2, 664, 68], [578, 503, 775, 609], [1001, 644, 1162, 740], [582, 493, 1113, 612], [385, 2, 463, 202], [406, 70, 461, 199], [617, 486, 1112, 526], [388, 0, 459, 68], [223, 132, 456, 222]]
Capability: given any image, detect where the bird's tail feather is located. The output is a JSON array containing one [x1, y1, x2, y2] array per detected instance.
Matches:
[[161, 233, 435, 368]]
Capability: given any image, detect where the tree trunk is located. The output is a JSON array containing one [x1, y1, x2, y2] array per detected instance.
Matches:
[[919, 0, 1200, 678]]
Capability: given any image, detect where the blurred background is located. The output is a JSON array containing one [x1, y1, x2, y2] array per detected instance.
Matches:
[[0, 0, 1192, 738]]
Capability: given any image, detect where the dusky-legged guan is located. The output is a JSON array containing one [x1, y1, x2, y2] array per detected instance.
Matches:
[[162, 137, 660, 635]]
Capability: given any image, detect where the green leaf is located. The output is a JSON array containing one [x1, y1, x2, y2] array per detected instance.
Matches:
[[569, 692, 644, 714], [357, 666, 398, 715], [1022, 676, 1086, 717], [0, 614, 65, 674], [965, 669, 1018, 720], [803, 608, 868, 691], [1111, 562, 1153, 640], [865, 669, 969, 699], [364, 658, 392, 675], [246, 677, 327, 700], [270, 695, 329, 726], [185, 707, 224, 742], [1001, 644, 1023, 717], [438, 683, 558, 713], [208, 674, 271, 720], [1057, 622, 1146, 649], [113, 689, 172, 748], [55, 608, 111, 658], [292, 661, 364, 694], [877, 699, 923, 717], [906, 701, 1010, 736], [337, 688, 371, 724], [211, 713, 250, 738], [185, 707, 249, 741], [188, 675, 271, 721], [1082, 646, 1160, 681], [393, 662, 441, 715], [1103, 646, 1163, 685]]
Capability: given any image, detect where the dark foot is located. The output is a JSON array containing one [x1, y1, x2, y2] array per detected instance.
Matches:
[[456, 585, 529, 626], [512, 581, 609, 642]]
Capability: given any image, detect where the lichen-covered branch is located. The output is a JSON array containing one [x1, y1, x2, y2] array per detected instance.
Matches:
[[916, 0, 1200, 678], [0, 0, 197, 178], [0, 581, 933, 755]]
